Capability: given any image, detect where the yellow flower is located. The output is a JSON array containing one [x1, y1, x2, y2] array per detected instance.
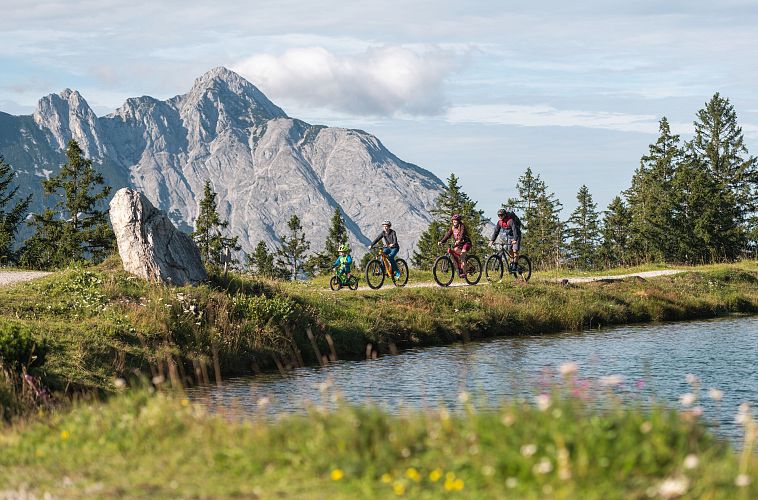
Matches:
[[393, 482, 406, 496], [181, 399, 190, 407], [429, 469, 443, 482], [453, 479, 464, 491], [405, 467, 420, 482], [60, 430, 70, 441], [35, 449, 44, 458], [330, 469, 344, 481], [380, 473, 393, 483]]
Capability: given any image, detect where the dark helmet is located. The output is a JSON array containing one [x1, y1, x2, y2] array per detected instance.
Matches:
[[451, 213, 462, 222], [497, 208, 507, 217], [382, 220, 392, 227]]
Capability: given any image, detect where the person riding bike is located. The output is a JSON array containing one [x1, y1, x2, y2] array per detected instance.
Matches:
[[369, 220, 401, 279], [438, 214, 472, 278], [490, 208, 522, 271], [332, 243, 353, 284]]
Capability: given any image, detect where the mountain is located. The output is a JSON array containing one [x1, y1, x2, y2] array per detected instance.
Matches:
[[0, 67, 444, 260]]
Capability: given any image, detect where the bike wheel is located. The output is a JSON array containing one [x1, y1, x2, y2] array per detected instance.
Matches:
[[348, 275, 359, 290], [392, 259, 409, 287], [433, 255, 455, 287], [365, 259, 385, 289], [463, 255, 482, 285], [515, 255, 532, 282], [329, 276, 341, 291], [485, 254, 504, 282]]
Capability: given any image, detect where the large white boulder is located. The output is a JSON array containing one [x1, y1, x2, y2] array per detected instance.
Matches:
[[110, 188, 206, 285]]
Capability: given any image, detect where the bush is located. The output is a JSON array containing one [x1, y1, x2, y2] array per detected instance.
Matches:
[[0, 320, 47, 369]]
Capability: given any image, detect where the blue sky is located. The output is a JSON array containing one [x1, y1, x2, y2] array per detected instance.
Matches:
[[2, 0, 757, 218]]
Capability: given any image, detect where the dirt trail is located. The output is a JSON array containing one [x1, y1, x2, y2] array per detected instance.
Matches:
[[356, 269, 687, 291], [0, 270, 52, 287]]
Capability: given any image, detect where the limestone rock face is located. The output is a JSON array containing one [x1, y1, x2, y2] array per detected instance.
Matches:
[[110, 188, 206, 285]]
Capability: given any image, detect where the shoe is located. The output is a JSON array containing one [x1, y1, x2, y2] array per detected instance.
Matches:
[[394, 271, 401, 279], [458, 271, 467, 278]]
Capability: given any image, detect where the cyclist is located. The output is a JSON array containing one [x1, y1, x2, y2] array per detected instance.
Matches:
[[438, 214, 472, 277], [332, 243, 353, 284], [490, 208, 522, 271], [369, 220, 401, 278]]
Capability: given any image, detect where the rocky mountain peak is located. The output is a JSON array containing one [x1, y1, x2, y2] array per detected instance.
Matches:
[[33, 88, 104, 156]]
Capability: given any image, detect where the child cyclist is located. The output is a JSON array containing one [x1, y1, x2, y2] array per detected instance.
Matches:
[[332, 243, 353, 284], [438, 213, 472, 277]]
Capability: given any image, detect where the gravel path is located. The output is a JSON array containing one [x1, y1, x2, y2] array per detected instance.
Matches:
[[0, 270, 52, 287]]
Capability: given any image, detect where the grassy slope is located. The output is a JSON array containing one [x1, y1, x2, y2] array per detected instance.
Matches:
[[0, 389, 756, 498]]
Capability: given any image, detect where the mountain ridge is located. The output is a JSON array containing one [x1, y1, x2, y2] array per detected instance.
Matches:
[[2, 67, 445, 260]]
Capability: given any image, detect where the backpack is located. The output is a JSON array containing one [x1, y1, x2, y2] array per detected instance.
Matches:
[[509, 211, 522, 231]]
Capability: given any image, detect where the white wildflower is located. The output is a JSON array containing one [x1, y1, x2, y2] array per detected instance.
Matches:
[[683, 454, 699, 470], [535, 394, 551, 412], [658, 476, 689, 498], [679, 393, 696, 407], [533, 458, 553, 475], [707, 388, 723, 401], [520, 444, 537, 457], [505, 477, 518, 489], [599, 375, 623, 386], [559, 362, 578, 376], [735, 474, 751, 487], [685, 373, 699, 385]]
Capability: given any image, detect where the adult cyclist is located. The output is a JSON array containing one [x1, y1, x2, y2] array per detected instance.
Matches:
[[490, 208, 522, 271], [369, 220, 401, 278], [438, 213, 472, 278]]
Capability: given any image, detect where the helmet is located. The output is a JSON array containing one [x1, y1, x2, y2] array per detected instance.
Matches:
[[338, 243, 350, 252], [451, 214, 462, 222], [382, 220, 392, 227], [497, 208, 507, 217]]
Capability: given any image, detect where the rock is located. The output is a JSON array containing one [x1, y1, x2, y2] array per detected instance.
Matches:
[[109, 188, 206, 285]]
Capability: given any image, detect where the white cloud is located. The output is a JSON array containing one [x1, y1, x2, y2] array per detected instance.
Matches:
[[447, 104, 667, 134], [233, 46, 461, 117]]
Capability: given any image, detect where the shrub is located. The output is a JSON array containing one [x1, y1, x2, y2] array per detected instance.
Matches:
[[0, 320, 47, 369]]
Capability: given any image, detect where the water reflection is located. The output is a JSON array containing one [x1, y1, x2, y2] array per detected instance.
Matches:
[[188, 316, 758, 443]]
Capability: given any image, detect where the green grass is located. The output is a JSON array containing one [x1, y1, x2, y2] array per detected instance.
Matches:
[[0, 387, 756, 498], [1, 260, 757, 419]]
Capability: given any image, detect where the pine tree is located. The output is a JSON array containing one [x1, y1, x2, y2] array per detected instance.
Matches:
[[625, 118, 683, 263], [21, 140, 112, 268], [687, 93, 756, 259], [565, 185, 601, 269], [599, 196, 631, 268], [413, 174, 488, 268], [507, 168, 563, 269], [247, 241, 275, 278], [0, 156, 31, 264], [192, 180, 240, 269], [275, 215, 311, 280]]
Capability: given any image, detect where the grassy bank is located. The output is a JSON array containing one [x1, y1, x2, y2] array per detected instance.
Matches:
[[1, 261, 757, 418], [1, 386, 756, 498]]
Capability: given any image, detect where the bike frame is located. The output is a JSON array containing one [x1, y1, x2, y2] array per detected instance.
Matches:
[[372, 247, 395, 277]]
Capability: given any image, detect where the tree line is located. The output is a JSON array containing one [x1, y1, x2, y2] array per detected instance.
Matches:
[[1, 93, 755, 275]]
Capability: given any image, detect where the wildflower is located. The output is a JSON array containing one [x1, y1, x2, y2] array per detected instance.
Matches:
[[559, 362, 578, 377], [707, 388, 723, 401], [683, 454, 699, 470], [257, 397, 270, 408], [599, 375, 623, 386], [481, 465, 495, 476], [151, 375, 165, 386], [429, 469, 442, 482], [405, 468, 420, 482], [180, 399, 190, 407], [505, 477, 518, 489], [658, 476, 689, 498], [533, 458, 553, 475], [330, 469, 344, 481], [501, 413, 515, 427], [735, 474, 751, 487], [685, 374, 699, 385], [60, 430, 70, 441], [393, 481, 406, 496], [535, 394, 551, 411], [640, 421, 653, 434], [679, 393, 696, 407], [457, 391, 470, 404], [635, 379, 646, 390], [520, 444, 537, 457], [114, 378, 126, 389], [380, 473, 393, 484], [735, 403, 751, 425]]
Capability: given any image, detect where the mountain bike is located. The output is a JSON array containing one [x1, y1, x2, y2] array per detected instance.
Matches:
[[432, 244, 482, 286], [364, 246, 409, 289], [485, 241, 532, 282], [330, 269, 359, 291]]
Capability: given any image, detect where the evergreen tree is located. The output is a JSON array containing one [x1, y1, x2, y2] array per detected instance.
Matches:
[[625, 118, 682, 263], [599, 196, 631, 268], [192, 180, 240, 269], [413, 174, 488, 268], [275, 215, 311, 280], [507, 167, 563, 269], [565, 185, 601, 269], [21, 140, 112, 268], [0, 156, 31, 264], [687, 93, 757, 259], [247, 241, 275, 278]]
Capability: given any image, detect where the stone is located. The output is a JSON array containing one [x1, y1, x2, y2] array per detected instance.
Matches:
[[110, 188, 206, 285]]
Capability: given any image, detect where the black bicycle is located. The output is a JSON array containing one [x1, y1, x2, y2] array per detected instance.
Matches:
[[432, 245, 482, 287], [485, 241, 532, 282]]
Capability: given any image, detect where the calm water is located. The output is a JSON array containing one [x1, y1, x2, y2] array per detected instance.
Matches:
[[188, 316, 758, 443]]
